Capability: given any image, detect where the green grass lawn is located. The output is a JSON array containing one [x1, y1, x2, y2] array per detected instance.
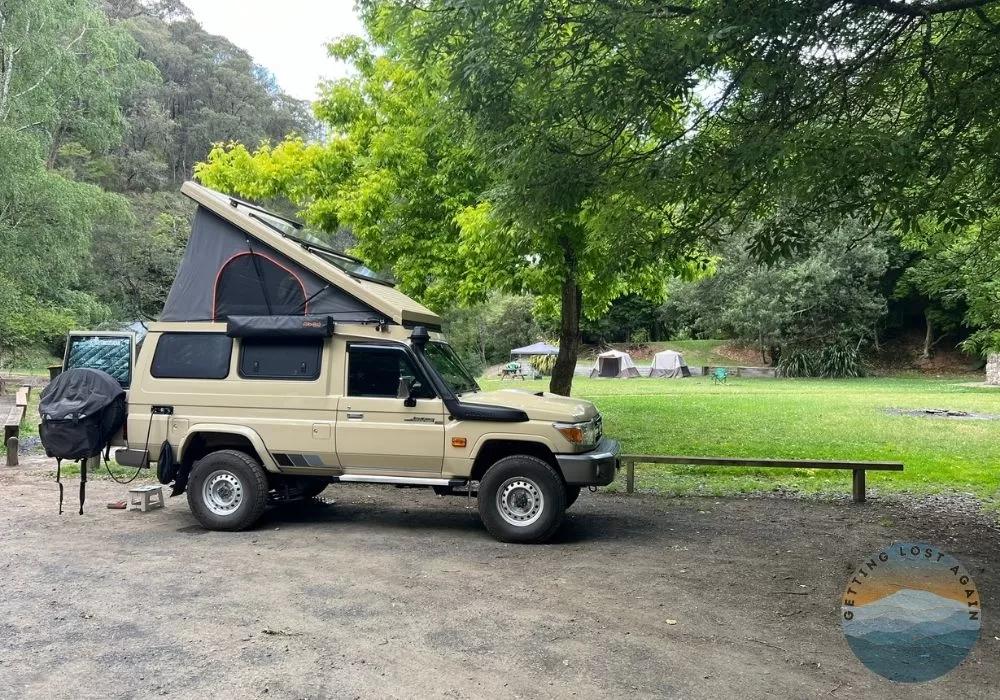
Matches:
[[479, 374, 1000, 502]]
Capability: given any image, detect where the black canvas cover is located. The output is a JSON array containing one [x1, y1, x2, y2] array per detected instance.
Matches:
[[227, 314, 335, 338], [161, 207, 380, 323], [38, 368, 126, 460]]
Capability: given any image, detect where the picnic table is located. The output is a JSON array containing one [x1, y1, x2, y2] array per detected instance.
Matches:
[[498, 362, 529, 380]]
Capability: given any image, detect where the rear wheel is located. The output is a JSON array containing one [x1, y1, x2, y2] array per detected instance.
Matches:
[[187, 449, 268, 531], [478, 455, 567, 543]]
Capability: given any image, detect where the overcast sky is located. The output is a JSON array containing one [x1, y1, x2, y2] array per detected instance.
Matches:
[[182, 0, 365, 102]]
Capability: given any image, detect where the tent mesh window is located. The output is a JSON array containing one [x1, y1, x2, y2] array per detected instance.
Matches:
[[214, 253, 307, 319]]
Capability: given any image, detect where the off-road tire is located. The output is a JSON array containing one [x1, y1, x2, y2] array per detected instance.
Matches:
[[478, 455, 567, 543], [187, 449, 269, 531], [565, 486, 582, 509]]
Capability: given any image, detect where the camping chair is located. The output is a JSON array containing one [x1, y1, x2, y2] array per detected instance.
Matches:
[[712, 367, 728, 385]]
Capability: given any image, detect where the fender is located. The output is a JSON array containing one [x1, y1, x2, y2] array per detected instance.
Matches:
[[468, 433, 558, 458], [178, 423, 279, 472]]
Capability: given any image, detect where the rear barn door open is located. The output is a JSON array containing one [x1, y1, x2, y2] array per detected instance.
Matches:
[[62, 332, 137, 389]]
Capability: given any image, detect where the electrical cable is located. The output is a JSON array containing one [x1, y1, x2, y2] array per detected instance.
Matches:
[[103, 453, 142, 485], [102, 410, 153, 485]]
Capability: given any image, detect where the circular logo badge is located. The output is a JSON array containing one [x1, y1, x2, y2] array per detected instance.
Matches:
[[842, 543, 981, 683]]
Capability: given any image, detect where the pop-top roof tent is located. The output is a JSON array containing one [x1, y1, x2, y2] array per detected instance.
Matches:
[[160, 181, 440, 329], [649, 350, 691, 378], [589, 349, 640, 378], [510, 342, 560, 357]]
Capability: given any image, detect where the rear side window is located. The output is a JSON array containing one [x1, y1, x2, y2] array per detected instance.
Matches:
[[151, 333, 232, 379], [239, 337, 323, 380]]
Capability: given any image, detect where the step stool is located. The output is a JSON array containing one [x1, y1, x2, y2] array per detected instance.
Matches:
[[128, 485, 164, 512]]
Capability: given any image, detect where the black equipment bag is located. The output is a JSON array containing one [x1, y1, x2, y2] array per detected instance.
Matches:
[[39, 368, 126, 460]]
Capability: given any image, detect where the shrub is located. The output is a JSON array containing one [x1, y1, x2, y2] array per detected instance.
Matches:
[[777, 344, 866, 378], [776, 350, 814, 378], [529, 354, 557, 375]]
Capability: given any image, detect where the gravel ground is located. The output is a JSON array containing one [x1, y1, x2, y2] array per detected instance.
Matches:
[[1, 459, 997, 699]]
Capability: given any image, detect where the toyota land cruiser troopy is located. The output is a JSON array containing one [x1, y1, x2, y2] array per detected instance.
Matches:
[[61, 182, 620, 543]]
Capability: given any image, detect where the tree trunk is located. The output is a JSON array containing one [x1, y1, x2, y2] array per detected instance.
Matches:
[[768, 345, 781, 367], [549, 276, 581, 396], [46, 123, 64, 169], [922, 308, 933, 360]]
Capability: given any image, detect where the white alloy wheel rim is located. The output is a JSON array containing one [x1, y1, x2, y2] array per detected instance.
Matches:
[[496, 477, 544, 527], [203, 469, 244, 516]]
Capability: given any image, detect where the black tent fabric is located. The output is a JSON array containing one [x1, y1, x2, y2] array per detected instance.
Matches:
[[160, 207, 381, 323]]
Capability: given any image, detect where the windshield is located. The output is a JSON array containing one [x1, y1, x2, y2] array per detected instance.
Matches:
[[424, 342, 480, 395]]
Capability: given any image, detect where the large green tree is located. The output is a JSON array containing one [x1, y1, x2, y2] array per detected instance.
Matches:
[[363, 1, 716, 394], [198, 16, 707, 394], [0, 0, 144, 355], [381, 0, 1000, 354]]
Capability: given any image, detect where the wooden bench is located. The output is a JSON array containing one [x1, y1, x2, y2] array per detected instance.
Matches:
[[619, 453, 904, 503], [3, 386, 31, 467]]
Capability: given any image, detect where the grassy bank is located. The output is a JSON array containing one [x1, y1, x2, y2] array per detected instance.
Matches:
[[479, 374, 1000, 500], [639, 340, 738, 367]]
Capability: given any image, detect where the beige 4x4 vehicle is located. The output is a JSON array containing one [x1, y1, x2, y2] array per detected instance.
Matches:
[[68, 182, 619, 543]]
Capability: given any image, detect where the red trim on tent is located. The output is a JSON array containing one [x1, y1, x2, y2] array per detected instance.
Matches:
[[212, 251, 309, 321]]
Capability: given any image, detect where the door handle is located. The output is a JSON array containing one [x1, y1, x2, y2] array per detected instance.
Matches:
[[346, 412, 364, 420]]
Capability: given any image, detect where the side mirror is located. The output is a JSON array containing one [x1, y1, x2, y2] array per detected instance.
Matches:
[[398, 376, 417, 408]]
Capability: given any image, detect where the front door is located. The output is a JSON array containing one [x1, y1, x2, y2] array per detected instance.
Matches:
[[336, 343, 445, 473]]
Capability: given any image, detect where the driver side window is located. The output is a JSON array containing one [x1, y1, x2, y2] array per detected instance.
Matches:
[[346, 344, 435, 399]]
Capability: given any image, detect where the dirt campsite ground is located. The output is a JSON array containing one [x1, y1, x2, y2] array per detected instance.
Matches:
[[1, 459, 997, 699]]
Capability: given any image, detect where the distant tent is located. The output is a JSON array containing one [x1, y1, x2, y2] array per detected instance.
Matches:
[[650, 350, 691, 378], [589, 350, 639, 378], [511, 342, 560, 357]]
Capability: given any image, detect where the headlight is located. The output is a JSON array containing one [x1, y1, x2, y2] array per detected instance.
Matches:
[[554, 418, 600, 448]]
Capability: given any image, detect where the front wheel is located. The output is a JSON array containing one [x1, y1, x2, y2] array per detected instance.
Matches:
[[187, 450, 269, 531], [478, 455, 567, 543]]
